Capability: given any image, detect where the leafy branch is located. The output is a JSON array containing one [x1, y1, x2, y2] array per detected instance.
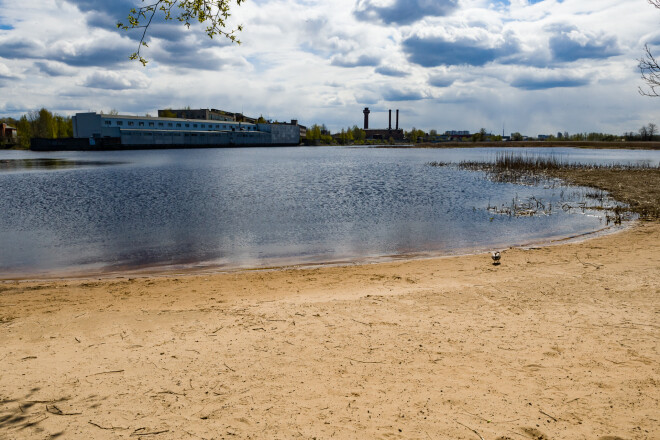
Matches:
[[117, 0, 244, 66]]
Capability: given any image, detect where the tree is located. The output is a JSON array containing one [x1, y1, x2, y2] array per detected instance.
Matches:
[[118, 0, 244, 65], [16, 116, 31, 149], [511, 132, 523, 141], [351, 125, 366, 142], [639, 125, 649, 141], [647, 122, 657, 140], [639, 1, 660, 96], [160, 109, 177, 118]]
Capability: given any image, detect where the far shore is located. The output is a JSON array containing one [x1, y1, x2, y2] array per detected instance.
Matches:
[[382, 140, 660, 150]]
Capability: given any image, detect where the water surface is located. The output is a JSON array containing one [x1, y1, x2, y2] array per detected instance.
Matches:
[[1, 146, 657, 277]]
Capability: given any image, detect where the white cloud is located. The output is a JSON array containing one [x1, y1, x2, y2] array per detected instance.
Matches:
[[0, 62, 20, 79], [82, 71, 151, 90], [0, 0, 658, 135]]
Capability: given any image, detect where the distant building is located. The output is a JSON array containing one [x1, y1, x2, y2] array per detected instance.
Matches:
[[31, 112, 301, 150], [362, 108, 405, 141], [158, 108, 259, 124], [443, 130, 472, 141], [0, 123, 18, 143]]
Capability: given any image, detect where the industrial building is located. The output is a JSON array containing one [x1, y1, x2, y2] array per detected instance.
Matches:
[[32, 111, 302, 150], [157, 108, 256, 123], [362, 108, 405, 141], [1, 123, 17, 144]]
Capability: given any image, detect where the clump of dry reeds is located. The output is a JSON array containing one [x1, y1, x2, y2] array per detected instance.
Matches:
[[429, 152, 660, 221]]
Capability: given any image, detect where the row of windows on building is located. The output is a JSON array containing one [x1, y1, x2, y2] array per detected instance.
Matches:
[[126, 132, 261, 137], [105, 120, 258, 131]]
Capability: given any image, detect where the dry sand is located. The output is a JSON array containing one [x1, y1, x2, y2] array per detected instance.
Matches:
[[1, 223, 659, 440]]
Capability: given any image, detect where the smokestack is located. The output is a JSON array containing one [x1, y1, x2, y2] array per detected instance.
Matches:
[[396, 110, 399, 130], [363, 107, 370, 130], [389, 109, 392, 130]]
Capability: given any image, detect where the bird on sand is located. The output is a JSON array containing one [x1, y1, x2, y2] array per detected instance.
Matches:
[[491, 251, 501, 265]]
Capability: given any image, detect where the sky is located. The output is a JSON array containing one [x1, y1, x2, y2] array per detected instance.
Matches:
[[1, 0, 660, 135]]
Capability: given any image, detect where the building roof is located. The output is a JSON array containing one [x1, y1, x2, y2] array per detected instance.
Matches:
[[79, 112, 258, 126]]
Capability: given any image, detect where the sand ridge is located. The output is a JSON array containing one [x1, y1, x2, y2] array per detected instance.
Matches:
[[1, 222, 659, 439]]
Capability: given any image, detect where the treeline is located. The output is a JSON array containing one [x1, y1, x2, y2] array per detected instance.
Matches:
[[305, 124, 368, 145], [1, 108, 73, 149]]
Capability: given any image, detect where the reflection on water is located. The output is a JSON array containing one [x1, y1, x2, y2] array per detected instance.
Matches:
[[0, 158, 124, 172], [0, 146, 658, 277]]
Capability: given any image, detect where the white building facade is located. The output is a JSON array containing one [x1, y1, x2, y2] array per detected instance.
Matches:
[[72, 113, 300, 147]]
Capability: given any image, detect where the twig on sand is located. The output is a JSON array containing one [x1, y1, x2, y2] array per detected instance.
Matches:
[[347, 358, 384, 364], [224, 363, 235, 372], [131, 428, 169, 436], [351, 318, 372, 326], [86, 370, 124, 377], [88, 420, 126, 430], [46, 405, 82, 416], [539, 409, 558, 422], [156, 390, 185, 396], [575, 253, 603, 269], [455, 420, 485, 440]]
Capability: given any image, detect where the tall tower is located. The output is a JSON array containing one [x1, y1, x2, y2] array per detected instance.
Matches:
[[396, 110, 399, 130], [363, 107, 371, 130], [389, 109, 392, 130]]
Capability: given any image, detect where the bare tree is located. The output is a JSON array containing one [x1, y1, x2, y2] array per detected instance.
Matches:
[[639, 125, 649, 140], [640, 1, 660, 96], [648, 123, 657, 140]]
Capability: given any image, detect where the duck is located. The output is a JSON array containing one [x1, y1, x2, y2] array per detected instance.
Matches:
[[491, 251, 501, 265]]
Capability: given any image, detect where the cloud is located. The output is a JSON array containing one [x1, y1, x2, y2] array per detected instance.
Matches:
[[549, 26, 621, 62], [354, 91, 381, 105], [403, 34, 519, 67], [82, 71, 151, 90], [0, 62, 19, 79], [66, 0, 216, 46], [331, 54, 381, 68], [355, 0, 458, 25], [49, 37, 135, 67], [428, 75, 455, 87], [66, 0, 135, 29], [511, 71, 590, 90], [375, 65, 409, 77], [147, 38, 249, 70], [382, 87, 426, 101], [0, 38, 44, 59], [34, 61, 76, 77]]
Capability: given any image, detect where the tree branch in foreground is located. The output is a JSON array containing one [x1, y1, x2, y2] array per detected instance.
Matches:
[[117, 0, 244, 66]]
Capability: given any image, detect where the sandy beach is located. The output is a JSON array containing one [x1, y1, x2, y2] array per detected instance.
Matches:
[[1, 221, 658, 439]]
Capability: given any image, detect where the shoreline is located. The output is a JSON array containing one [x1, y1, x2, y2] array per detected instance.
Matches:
[[0, 220, 630, 283], [1, 220, 658, 439]]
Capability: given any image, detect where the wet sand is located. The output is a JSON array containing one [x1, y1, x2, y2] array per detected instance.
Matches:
[[1, 221, 658, 439]]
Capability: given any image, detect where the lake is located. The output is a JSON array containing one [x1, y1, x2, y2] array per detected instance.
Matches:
[[1, 146, 658, 277]]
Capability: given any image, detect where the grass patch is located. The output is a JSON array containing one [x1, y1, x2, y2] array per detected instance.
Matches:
[[431, 152, 660, 221]]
